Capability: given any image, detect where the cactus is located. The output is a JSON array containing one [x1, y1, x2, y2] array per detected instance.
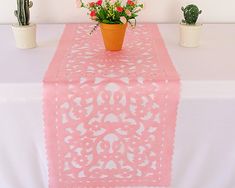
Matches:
[[181, 4, 202, 25], [14, 0, 33, 26]]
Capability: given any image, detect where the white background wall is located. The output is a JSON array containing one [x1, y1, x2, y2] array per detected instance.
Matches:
[[0, 0, 235, 24]]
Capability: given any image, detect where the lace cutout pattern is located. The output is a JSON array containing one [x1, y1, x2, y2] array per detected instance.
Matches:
[[43, 24, 180, 188]]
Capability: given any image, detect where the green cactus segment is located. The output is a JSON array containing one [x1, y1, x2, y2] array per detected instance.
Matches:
[[181, 4, 202, 25], [14, 0, 33, 26]]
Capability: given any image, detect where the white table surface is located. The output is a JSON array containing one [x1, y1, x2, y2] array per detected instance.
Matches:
[[0, 24, 235, 188]]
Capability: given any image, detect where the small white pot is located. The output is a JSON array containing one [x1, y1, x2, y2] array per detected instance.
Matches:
[[12, 24, 37, 49], [180, 23, 202, 48]]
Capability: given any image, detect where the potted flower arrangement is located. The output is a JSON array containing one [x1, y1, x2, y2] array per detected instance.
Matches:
[[12, 0, 36, 49], [77, 0, 144, 51], [180, 4, 202, 48]]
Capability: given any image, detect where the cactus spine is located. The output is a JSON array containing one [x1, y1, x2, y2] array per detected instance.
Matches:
[[14, 0, 33, 26], [181, 4, 202, 25]]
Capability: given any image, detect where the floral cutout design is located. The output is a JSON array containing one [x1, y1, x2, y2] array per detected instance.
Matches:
[[44, 24, 180, 188]]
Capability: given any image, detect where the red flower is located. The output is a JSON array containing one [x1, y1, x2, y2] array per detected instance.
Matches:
[[96, 0, 102, 5], [116, 6, 124, 12], [127, 0, 135, 6], [90, 10, 96, 17], [89, 2, 95, 7]]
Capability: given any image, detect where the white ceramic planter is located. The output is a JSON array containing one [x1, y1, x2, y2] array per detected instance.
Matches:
[[12, 24, 36, 49], [180, 23, 202, 48]]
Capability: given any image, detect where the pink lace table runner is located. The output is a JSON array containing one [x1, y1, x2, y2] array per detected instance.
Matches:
[[43, 24, 180, 188]]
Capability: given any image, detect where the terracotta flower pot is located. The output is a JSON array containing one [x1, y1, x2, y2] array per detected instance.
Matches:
[[100, 23, 127, 51]]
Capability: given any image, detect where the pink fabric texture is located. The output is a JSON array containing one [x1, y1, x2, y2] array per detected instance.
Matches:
[[43, 24, 180, 188]]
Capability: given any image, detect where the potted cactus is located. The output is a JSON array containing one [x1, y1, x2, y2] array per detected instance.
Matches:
[[180, 4, 202, 47], [12, 0, 36, 49]]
